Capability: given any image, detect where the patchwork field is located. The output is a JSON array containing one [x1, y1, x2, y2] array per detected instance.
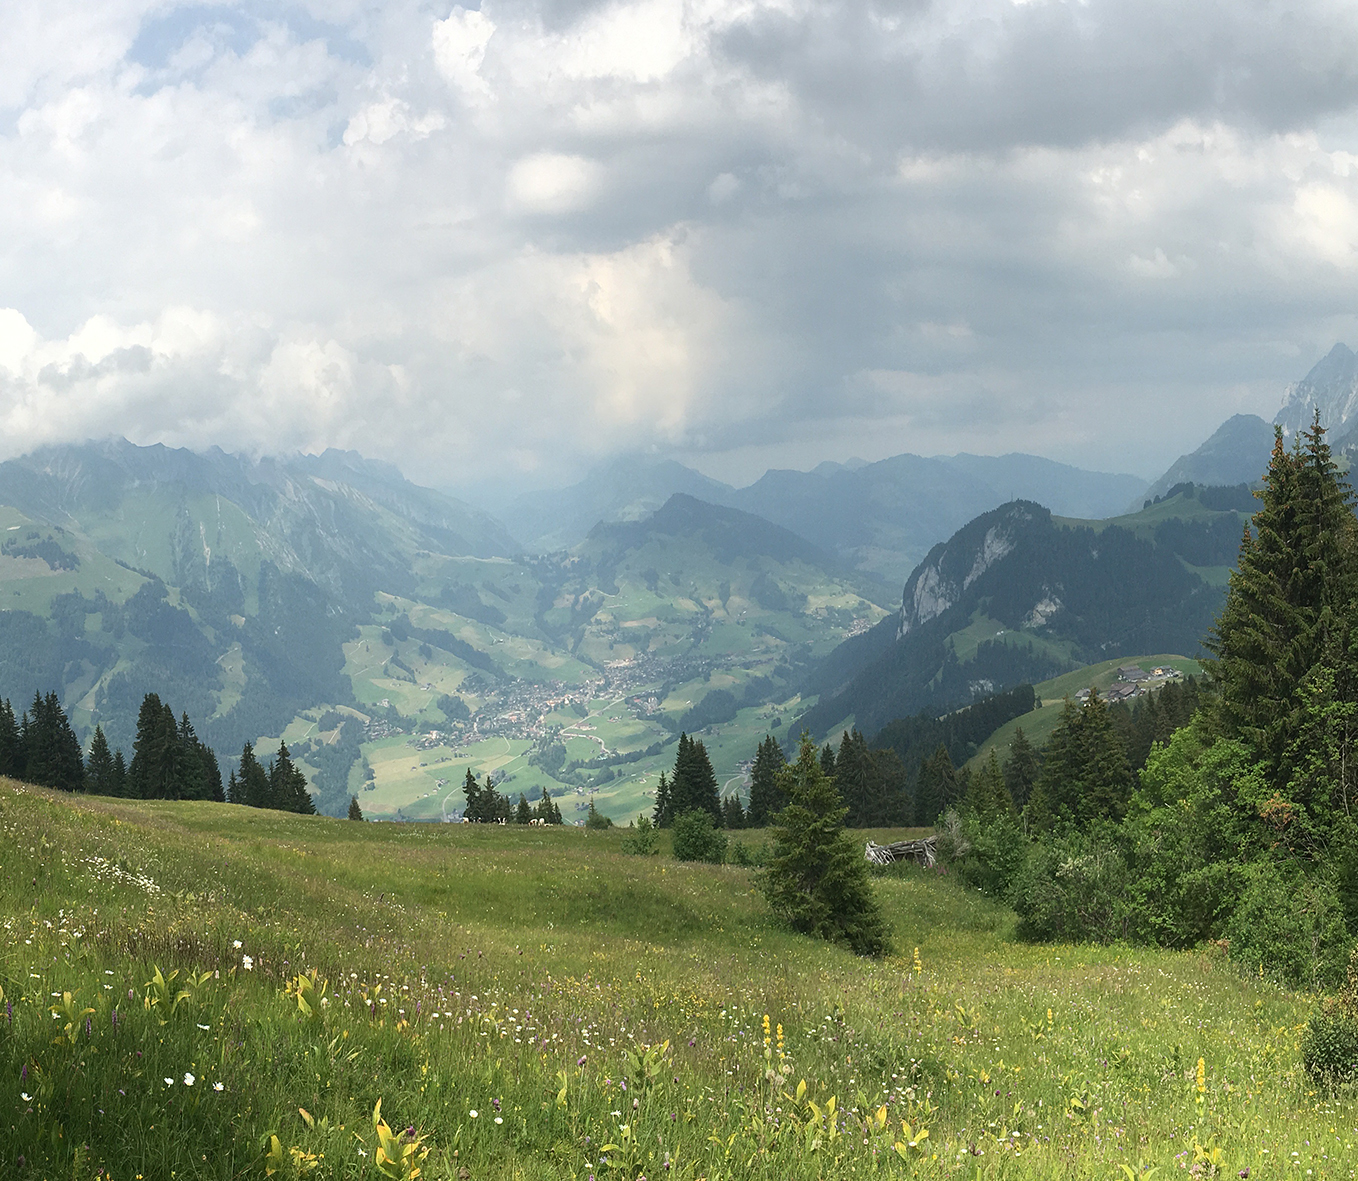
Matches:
[[2, 780, 1354, 1179]]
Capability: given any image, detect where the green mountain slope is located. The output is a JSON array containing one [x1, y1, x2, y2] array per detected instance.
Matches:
[[800, 487, 1248, 739], [0, 449, 886, 821]]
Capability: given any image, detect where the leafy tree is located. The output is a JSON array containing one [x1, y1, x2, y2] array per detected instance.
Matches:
[[760, 733, 891, 958], [671, 808, 727, 862], [348, 796, 364, 821], [621, 814, 660, 855], [745, 735, 786, 827]]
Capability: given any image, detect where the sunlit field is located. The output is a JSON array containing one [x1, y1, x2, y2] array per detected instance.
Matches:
[[1, 780, 1353, 1179]]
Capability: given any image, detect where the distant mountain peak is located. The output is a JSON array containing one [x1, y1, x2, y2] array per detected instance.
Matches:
[[1276, 343, 1358, 436]]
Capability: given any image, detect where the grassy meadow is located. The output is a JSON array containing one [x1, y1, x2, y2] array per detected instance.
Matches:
[[2, 781, 1355, 1180]]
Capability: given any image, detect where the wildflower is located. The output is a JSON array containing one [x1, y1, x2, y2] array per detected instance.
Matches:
[[233, 940, 243, 949], [1196, 1058, 1206, 1095], [184, 1073, 195, 1086], [20, 1092, 31, 1102], [213, 1082, 224, 1092], [494, 1116, 503, 1124], [579, 1056, 587, 1066], [242, 955, 254, 971], [165, 1078, 175, 1086], [470, 1110, 478, 1118]]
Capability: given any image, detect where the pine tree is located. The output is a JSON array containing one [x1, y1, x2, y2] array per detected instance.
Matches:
[[652, 772, 673, 827], [461, 768, 482, 821], [1034, 690, 1134, 829], [746, 735, 787, 827], [1002, 728, 1041, 812], [760, 733, 891, 957], [236, 743, 270, 808], [722, 794, 747, 829], [515, 794, 532, 824], [669, 733, 722, 824], [1206, 416, 1358, 781], [0, 698, 20, 778], [348, 796, 364, 821], [86, 726, 116, 795], [268, 742, 315, 814]]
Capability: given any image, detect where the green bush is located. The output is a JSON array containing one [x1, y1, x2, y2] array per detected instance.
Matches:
[[1010, 832, 1129, 943], [621, 814, 660, 855], [672, 808, 727, 863], [952, 810, 1027, 899], [1225, 860, 1350, 989], [1303, 948, 1358, 1085]]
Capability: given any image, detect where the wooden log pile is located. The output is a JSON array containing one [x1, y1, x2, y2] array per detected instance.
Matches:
[[864, 837, 937, 869]]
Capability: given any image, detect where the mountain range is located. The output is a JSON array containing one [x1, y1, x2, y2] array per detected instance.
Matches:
[[491, 451, 1150, 586]]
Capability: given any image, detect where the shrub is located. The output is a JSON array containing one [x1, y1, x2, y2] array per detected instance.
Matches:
[[1303, 949, 1358, 1085], [621, 815, 660, 855], [1225, 860, 1350, 989], [951, 810, 1027, 899], [672, 809, 727, 863], [1010, 832, 1129, 942]]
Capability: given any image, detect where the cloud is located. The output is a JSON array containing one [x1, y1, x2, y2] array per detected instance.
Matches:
[[1, 0, 1358, 494]]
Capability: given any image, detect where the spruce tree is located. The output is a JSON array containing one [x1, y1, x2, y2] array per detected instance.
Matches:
[[914, 744, 960, 826], [268, 742, 315, 814], [1002, 728, 1040, 812], [86, 726, 116, 795], [819, 742, 837, 779], [461, 768, 482, 820], [515, 793, 532, 824], [348, 796, 364, 821], [761, 733, 891, 957], [1033, 690, 1134, 829], [534, 785, 562, 824], [0, 698, 20, 778], [652, 771, 673, 827], [111, 749, 128, 798], [236, 743, 270, 808], [746, 735, 787, 827], [669, 733, 722, 824], [721, 794, 747, 829], [1206, 416, 1358, 781]]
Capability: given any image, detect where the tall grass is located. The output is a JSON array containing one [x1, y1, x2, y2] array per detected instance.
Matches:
[[1, 779, 1355, 1179]]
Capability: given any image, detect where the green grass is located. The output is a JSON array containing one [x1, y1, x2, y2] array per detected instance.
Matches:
[[3, 781, 1355, 1179]]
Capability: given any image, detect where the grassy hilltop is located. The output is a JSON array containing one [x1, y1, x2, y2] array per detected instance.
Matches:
[[1, 782, 1352, 1179]]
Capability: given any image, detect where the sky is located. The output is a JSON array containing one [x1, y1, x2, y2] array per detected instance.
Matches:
[[2, 0, 1358, 494]]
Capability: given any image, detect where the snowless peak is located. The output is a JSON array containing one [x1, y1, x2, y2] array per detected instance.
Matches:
[[1276, 343, 1358, 437]]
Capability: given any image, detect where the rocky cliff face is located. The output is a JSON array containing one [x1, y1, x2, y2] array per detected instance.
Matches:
[[1276, 343, 1358, 436]]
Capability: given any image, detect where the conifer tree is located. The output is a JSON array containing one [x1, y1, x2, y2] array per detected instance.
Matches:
[[86, 725, 116, 795], [515, 793, 532, 824], [236, 743, 270, 808], [721, 794, 747, 829], [1002, 728, 1041, 812], [348, 796, 364, 821], [1033, 690, 1134, 829], [111, 748, 128, 797], [819, 742, 837, 779], [746, 735, 787, 827], [21, 692, 84, 791], [461, 768, 481, 820], [915, 744, 960, 826], [652, 771, 673, 827], [761, 733, 891, 957], [964, 750, 1013, 821], [669, 733, 721, 824], [1206, 416, 1358, 781], [0, 698, 20, 778], [227, 769, 241, 804], [268, 742, 315, 814], [534, 785, 562, 825]]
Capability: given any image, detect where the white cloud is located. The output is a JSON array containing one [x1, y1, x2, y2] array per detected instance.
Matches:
[[2, 0, 1358, 491]]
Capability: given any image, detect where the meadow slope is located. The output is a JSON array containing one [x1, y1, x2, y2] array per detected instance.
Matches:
[[1, 783, 1353, 1179]]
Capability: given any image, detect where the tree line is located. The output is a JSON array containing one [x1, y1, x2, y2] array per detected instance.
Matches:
[[0, 688, 319, 816]]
